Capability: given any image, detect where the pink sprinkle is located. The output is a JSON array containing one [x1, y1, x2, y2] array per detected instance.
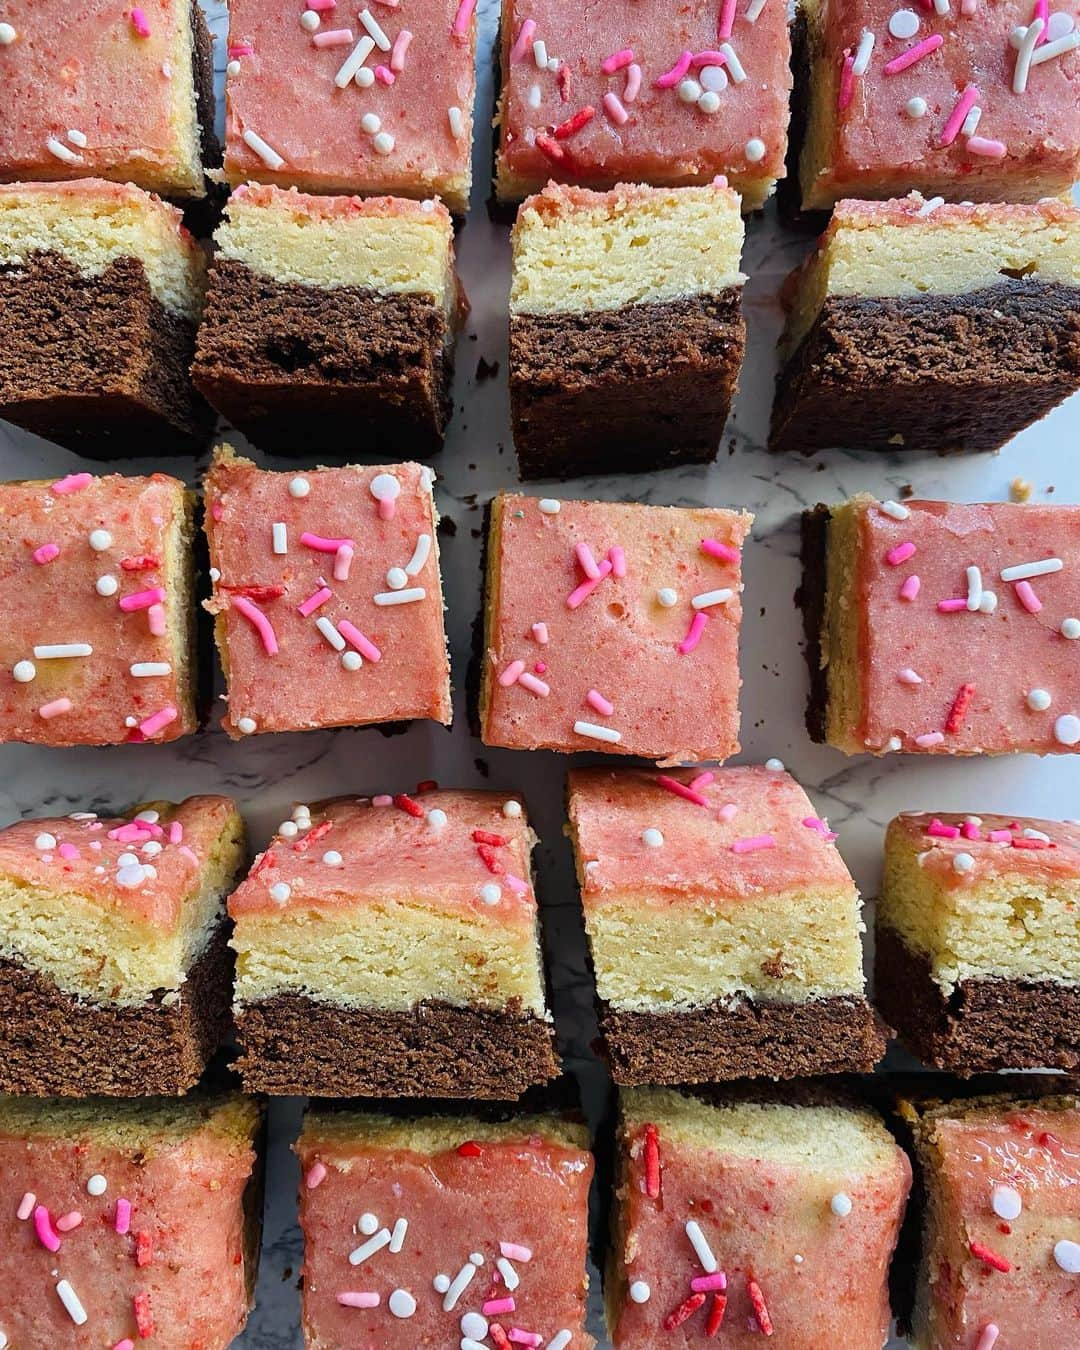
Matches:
[[838, 49, 855, 110], [566, 559, 612, 609], [916, 731, 946, 747], [575, 542, 603, 579], [483, 1298, 517, 1316], [509, 17, 535, 61], [885, 541, 916, 566], [55, 1211, 83, 1232], [587, 689, 614, 716], [337, 1292, 380, 1308], [375, 63, 395, 84], [130, 7, 151, 36], [609, 545, 627, 578], [500, 1242, 533, 1262], [313, 26, 354, 46], [928, 819, 961, 838], [373, 794, 393, 806], [300, 531, 353, 553], [534, 660, 547, 674], [168, 820, 183, 845], [500, 659, 526, 687], [178, 845, 199, 866], [899, 574, 921, 601], [115, 1342, 136, 1350], [137, 706, 178, 739], [390, 27, 412, 69], [32, 543, 60, 565], [306, 1162, 328, 1189], [119, 586, 165, 612], [34, 1205, 61, 1252], [975, 1326, 1000, 1350], [624, 62, 642, 100], [51, 472, 92, 495], [508, 1332, 542, 1347], [691, 49, 729, 66], [233, 596, 280, 655], [732, 833, 776, 855], [603, 91, 630, 123], [309, 0, 336, 9], [657, 775, 709, 807], [678, 611, 708, 654], [58, 842, 80, 860], [883, 32, 943, 74], [338, 620, 382, 662], [717, 0, 737, 39], [518, 672, 550, 697], [654, 49, 692, 88], [1032, 0, 1048, 42], [940, 84, 980, 146], [966, 135, 1007, 158], [988, 829, 1013, 843], [298, 586, 333, 618], [331, 544, 354, 582], [451, 0, 476, 37], [961, 822, 981, 840], [531, 622, 549, 644], [115, 1198, 131, 1235], [17, 1192, 35, 1221], [376, 495, 396, 521], [145, 601, 166, 637], [691, 1272, 728, 1292], [109, 821, 154, 843], [505, 873, 528, 894], [39, 698, 72, 720], [1015, 580, 1042, 613], [602, 47, 634, 73], [689, 771, 715, 791], [937, 598, 968, 613], [701, 538, 740, 564], [802, 816, 838, 841], [228, 42, 254, 56], [717, 802, 738, 822]]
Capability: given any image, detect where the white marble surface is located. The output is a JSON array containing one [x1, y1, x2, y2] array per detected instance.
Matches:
[[1, 0, 1079, 1344]]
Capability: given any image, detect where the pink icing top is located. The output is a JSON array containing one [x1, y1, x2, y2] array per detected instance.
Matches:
[[296, 1124, 594, 1348], [613, 1112, 911, 1347], [811, 0, 1080, 201], [843, 498, 1080, 754], [223, 0, 475, 204], [204, 455, 450, 736], [890, 810, 1080, 889], [498, 0, 791, 201], [0, 0, 202, 193], [228, 791, 537, 926], [229, 180, 455, 230], [569, 766, 852, 907], [925, 1101, 1080, 1350], [0, 796, 235, 931], [0, 1109, 256, 1347], [825, 193, 1080, 236], [482, 495, 751, 763], [0, 473, 195, 747]]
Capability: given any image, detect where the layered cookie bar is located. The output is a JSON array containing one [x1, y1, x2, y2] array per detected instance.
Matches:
[[223, 0, 476, 214], [568, 766, 884, 1083], [193, 186, 463, 456], [797, 0, 1080, 210], [509, 182, 746, 479], [228, 792, 560, 1097], [878, 811, 1080, 1072], [479, 493, 752, 762], [0, 180, 211, 456], [609, 1087, 911, 1347], [771, 196, 1080, 455], [0, 470, 200, 747], [802, 495, 1080, 755], [0, 1092, 262, 1347], [296, 1106, 593, 1347], [901, 1085, 1080, 1350], [204, 447, 451, 738], [0, 0, 214, 197], [495, 0, 792, 209], [0, 796, 244, 1096]]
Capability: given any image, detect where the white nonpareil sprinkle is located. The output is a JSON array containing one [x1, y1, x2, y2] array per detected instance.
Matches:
[[991, 1184, 1022, 1221], [67, 128, 87, 147], [130, 662, 172, 678], [316, 617, 346, 651], [427, 808, 448, 830], [765, 757, 785, 771], [361, 112, 381, 134], [503, 800, 522, 818], [12, 660, 35, 683], [350, 1228, 392, 1265], [629, 1281, 651, 1303], [86, 1174, 107, 1196], [966, 565, 982, 611], [548, 1333, 572, 1350], [322, 850, 343, 867], [442, 1262, 477, 1311], [685, 1219, 718, 1273], [96, 575, 119, 596], [55, 1280, 87, 1325], [390, 1218, 408, 1253], [1027, 689, 1052, 711], [1062, 618, 1080, 639], [698, 90, 720, 113], [269, 882, 291, 904], [355, 65, 375, 86], [388, 1289, 416, 1318], [905, 96, 928, 118], [851, 28, 875, 74], [227, 58, 241, 75], [386, 566, 409, 590], [744, 136, 766, 160], [1055, 1239, 1080, 1273], [574, 720, 622, 744], [879, 500, 910, 520], [1055, 714, 1080, 746], [480, 882, 502, 905], [691, 588, 733, 609], [642, 828, 664, 848], [34, 643, 92, 659], [359, 1213, 379, 1236], [699, 64, 727, 92], [359, 7, 391, 48], [237, 716, 258, 735], [342, 650, 363, 671], [830, 1192, 853, 1217], [889, 8, 921, 38], [300, 8, 320, 30], [374, 587, 425, 606], [0, 22, 16, 42], [677, 77, 702, 103], [979, 590, 998, 614], [370, 471, 400, 503], [35, 833, 57, 851], [538, 498, 561, 514], [89, 528, 113, 551], [448, 105, 465, 138], [336, 34, 375, 86], [718, 42, 745, 81], [461, 1313, 488, 1339], [242, 128, 286, 170], [272, 522, 287, 554], [46, 136, 82, 164], [657, 587, 678, 607], [1000, 557, 1063, 582], [953, 852, 975, 874], [373, 131, 395, 155], [289, 476, 310, 499]]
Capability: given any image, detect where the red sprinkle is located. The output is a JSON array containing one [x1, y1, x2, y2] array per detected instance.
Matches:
[[457, 1140, 483, 1157], [970, 1240, 1011, 1272], [135, 1230, 153, 1268], [657, 775, 709, 807], [393, 793, 425, 818], [476, 842, 505, 875], [556, 64, 571, 101], [472, 830, 509, 848], [663, 1292, 706, 1330], [748, 1279, 773, 1335], [222, 583, 286, 602], [133, 1291, 154, 1338], [706, 1292, 727, 1335], [837, 48, 855, 110], [945, 682, 976, 734], [251, 848, 276, 877], [293, 820, 333, 852], [416, 780, 439, 794], [489, 1325, 513, 1350], [554, 105, 595, 139], [535, 132, 566, 162], [643, 1123, 661, 1198], [120, 554, 161, 571], [1012, 837, 1054, 850]]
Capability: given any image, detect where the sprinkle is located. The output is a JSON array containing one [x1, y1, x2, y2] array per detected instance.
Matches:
[[830, 1192, 853, 1217], [56, 1280, 88, 1326], [490, 1328, 513, 1350], [538, 498, 561, 514], [748, 1280, 773, 1335], [718, 41, 745, 80], [678, 611, 708, 654], [315, 617, 346, 652], [547, 1336, 572, 1350], [335, 34, 375, 84], [803, 816, 837, 841], [574, 720, 621, 744], [643, 1123, 661, 1197], [503, 800, 523, 819], [404, 533, 432, 578], [746, 0, 769, 17], [34, 1206, 61, 1252], [941, 84, 980, 146], [691, 1272, 728, 1292], [624, 62, 642, 99], [51, 473, 92, 495], [337, 1292, 380, 1308], [575, 542, 603, 579], [132, 1293, 153, 1339], [115, 1197, 132, 1234], [1014, 15, 1044, 90], [975, 1327, 1000, 1350], [1062, 618, 1080, 639], [906, 95, 929, 116], [443, 1262, 478, 1310], [732, 833, 776, 855], [510, 18, 535, 60], [31, 541, 60, 566], [130, 662, 172, 678], [119, 586, 166, 613], [602, 46, 634, 73], [663, 1293, 706, 1330], [685, 1219, 718, 1272], [338, 621, 382, 662], [451, 0, 476, 35], [899, 574, 921, 602], [970, 1240, 1011, 1272], [499, 660, 526, 687], [885, 541, 916, 566], [519, 671, 550, 696], [880, 500, 911, 520], [587, 689, 614, 716], [916, 730, 945, 747], [300, 9, 321, 30], [1014, 579, 1042, 613], [17, 1192, 35, 1220], [46, 136, 82, 163], [33, 642, 92, 659], [883, 32, 943, 73], [39, 698, 72, 719], [374, 587, 425, 605], [629, 1280, 651, 1303], [928, 819, 961, 838], [1055, 715, 1080, 746], [448, 105, 466, 137], [609, 545, 627, 578], [554, 105, 595, 138], [86, 1175, 107, 1196], [889, 9, 921, 38], [654, 50, 692, 87], [566, 558, 612, 608], [388, 26, 411, 69], [991, 1184, 1023, 1220], [718, 0, 737, 39], [350, 1228, 392, 1265], [393, 793, 425, 819], [1054, 1239, 1080, 1272], [945, 682, 976, 733], [1027, 688, 1052, 711], [691, 588, 733, 609], [232, 595, 280, 654], [1001, 556, 1063, 582], [851, 27, 875, 74], [0, 21, 15, 42], [388, 1289, 417, 1318], [967, 135, 1007, 157], [484, 1298, 516, 1317], [657, 587, 678, 607], [706, 1294, 728, 1335], [837, 48, 856, 110], [242, 128, 285, 169], [1030, 29, 1080, 64]]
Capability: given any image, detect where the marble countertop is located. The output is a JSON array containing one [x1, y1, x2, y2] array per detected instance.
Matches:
[[1, 0, 1078, 1344]]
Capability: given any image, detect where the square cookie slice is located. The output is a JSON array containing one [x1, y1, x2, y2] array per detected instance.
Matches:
[[296, 1106, 594, 1348], [223, 0, 476, 214], [0, 1092, 262, 1347], [801, 494, 1080, 756], [204, 447, 451, 738], [0, 0, 214, 197], [509, 182, 746, 479], [479, 494, 751, 762], [0, 796, 244, 1096], [568, 765, 884, 1083], [609, 1087, 911, 1348], [900, 1085, 1080, 1350], [877, 811, 1080, 1072], [192, 186, 463, 457], [229, 792, 560, 1097], [495, 0, 792, 208], [770, 196, 1080, 455], [0, 179, 211, 456], [0, 470, 200, 747], [797, 0, 1080, 210]]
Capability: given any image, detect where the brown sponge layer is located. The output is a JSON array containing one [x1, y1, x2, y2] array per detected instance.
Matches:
[[233, 995, 560, 1099], [509, 290, 744, 479], [0, 922, 234, 1097], [797, 502, 831, 744], [192, 258, 453, 455], [770, 281, 1080, 455]]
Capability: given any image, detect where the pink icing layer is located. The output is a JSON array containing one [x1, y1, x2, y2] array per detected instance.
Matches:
[[230, 181, 454, 229], [483, 495, 751, 762], [204, 456, 450, 736], [498, 0, 791, 198], [0, 473, 194, 747], [810, 0, 1080, 200], [890, 810, 1080, 890], [844, 499, 1080, 754], [228, 791, 536, 925], [0, 1116, 255, 1347], [570, 766, 852, 907], [925, 1103, 1080, 1350], [223, 0, 475, 198], [296, 1128, 594, 1347], [613, 1116, 911, 1347], [826, 193, 1080, 235]]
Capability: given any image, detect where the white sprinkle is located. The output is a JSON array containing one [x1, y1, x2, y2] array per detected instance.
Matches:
[[55, 1280, 87, 1325], [527, 82, 542, 108], [35, 832, 57, 851], [718, 42, 745, 81], [953, 852, 975, 873], [322, 850, 343, 867], [889, 8, 921, 38], [480, 882, 502, 905], [336, 34, 375, 86], [355, 65, 375, 85], [744, 135, 765, 160], [548, 1335, 572, 1350], [372, 131, 395, 155], [574, 720, 622, 744], [118, 852, 140, 867], [34, 643, 91, 659], [448, 105, 465, 138], [209, 567, 221, 582], [657, 587, 678, 607], [1023, 828, 1051, 842], [386, 566, 409, 590], [1054, 715, 1080, 746], [880, 500, 911, 520], [461, 1313, 489, 1339], [12, 660, 35, 683], [1014, 16, 1043, 92], [269, 882, 291, 904], [916, 195, 945, 217], [227, 58, 241, 75], [272, 522, 287, 554], [960, 104, 982, 136], [237, 716, 257, 735], [496, 1257, 520, 1290], [629, 1280, 651, 1303], [905, 95, 928, 118], [370, 471, 401, 504], [350, 1228, 392, 1265], [279, 821, 299, 838], [830, 1192, 853, 1217], [389, 1218, 408, 1253], [88, 528, 112, 552], [899, 668, 923, 685], [342, 650, 363, 672], [641, 828, 664, 848], [361, 112, 382, 134], [46, 136, 82, 164], [427, 808, 448, 830], [851, 28, 875, 74], [685, 1219, 718, 1273], [0, 22, 16, 42], [359, 7, 391, 48], [678, 77, 703, 103], [388, 1289, 416, 1318], [746, 0, 768, 17], [547, 57, 559, 72], [469, 1253, 484, 1267], [1027, 689, 1052, 711], [538, 498, 561, 514], [374, 587, 426, 606], [533, 38, 548, 67], [86, 1174, 107, 1196], [503, 800, 523, 818], [699, 64, 728, 92], [1000, 557, 1062, 582], [691, 588, 733, 610], [300, 8, 321, 30], [1062, 618, 1080, 640], [1047, 12, 1076, 40], [433, 1273, 451, 1293], [242, 128, 285, 170], [316, 617, 346, 651], [405, 533, 432, 576], [66, 127, 87, 147], [765, 757, 785, 771], [95, 574, 119, 596], [130, 662, 171, 678], [966, 565, 982, 611], [116, 863, 147, 888], [1055, 1239, 1080, 1273], [359, 1213, 380, 1236], [978, 590, 998, 615], [442, 1262, 477, 1311], [289, 476, 310, 499]]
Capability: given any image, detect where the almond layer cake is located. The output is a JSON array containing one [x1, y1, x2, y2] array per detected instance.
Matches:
[[228, 791, 560, 1098], [192, 186, 464, 456], [802, 494, 1080, 756], [771, 196, 1080, 456], [0, 796, 244, 1096], [296, 1106, 593, 1347], [568, 765, 885, 1083], [509, 181, 746, 479]]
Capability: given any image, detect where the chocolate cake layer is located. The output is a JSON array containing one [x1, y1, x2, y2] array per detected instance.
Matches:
[[797, 502, 831, 745], [0, 251, 210, 456], [510, 291, 744, 479], [598, 993, 887, 1084], [233, 995, 560, 1098], [0, 922, 233, 1096], [192, 258, 453, 455], [770, 281, 1080, 455], [876, 924, 1080, 1073]]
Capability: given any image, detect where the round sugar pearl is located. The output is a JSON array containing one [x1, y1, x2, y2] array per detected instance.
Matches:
[[830, 1193, 853, 1217], [1027, 689, 1052, 711], [13, 660, 35, 683], [322, 851, 343, 867], [386, 567, 408, 590], [765, 758, 785, 771], [361, 113, 382, 135], [991, 1184, 1022, 1221], [300, 8, 320, 29], [279, 821, 299, 838], [657, 588, 678, 608], [288, 477, 310, 499], [96, 575, 118, 596], [502, 800, 522, 818], [461, 1313, 488, 1339], [480, 883, 502, 905], [538, 499, 561, 514], [227, 58, 241, 75], [697, 90, 720, 113], [372, 132, 395, 155], [1062, 618, 1080, 640], [236, 716, 257, 735], [1047, 11, 1074, 40], [629, 1281, 651, 1303], [0, 22, 16, 43], [745, 137, 766, 161], [1056, 1239, 1080, 1273], [699, 64, 728, 92], [35, 833, 57, 851], [341, 651, 362, 671], [905, 96, 928, 119], [355, 66, 375, 86], [953, 852, 975, 874], [89, 529, 112, 551], [677, 77, 702, 103], [370, 472, 400, 504], [86, 1174, 107, 1196], [433, 1274, 451, 1294], [269, 882, 291, 904], [359, 1213, 379, 1236], [1055, 714, 1080, 746], [641, 828, 664, 848], [427, 809, 448, 830], [889, 8, 921, 38]]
